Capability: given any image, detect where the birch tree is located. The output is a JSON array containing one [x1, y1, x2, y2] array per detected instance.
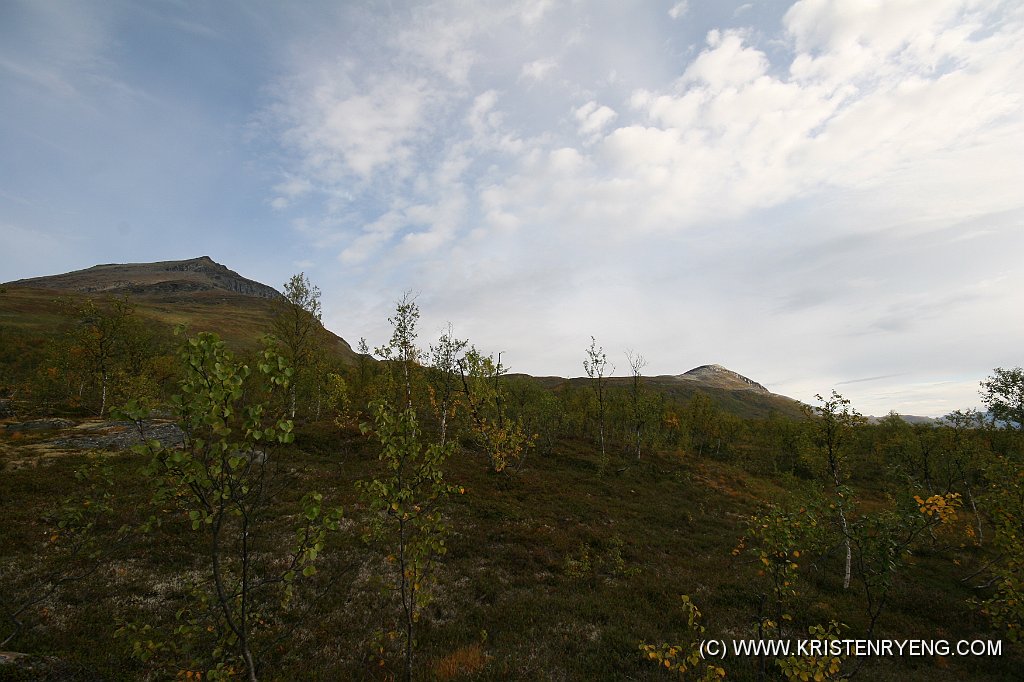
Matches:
[[359, 296, 460, 681], [271, 273, 323, 419], [584, 337, 613, 468], [119, 333, 341, 681], [626, 349, 648, 462], [375, 292, 421, 414], [60, 295, 145, 417], [428, 324, 467, 448], [806, 390, 864, 590]]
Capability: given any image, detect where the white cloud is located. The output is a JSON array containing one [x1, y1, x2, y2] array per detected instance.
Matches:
[[573, 100, 617, 140], [468, 90, 501, 136], [275, 176, 313, 198], [393, 12, 477, 84], [520, 0, 555, 26], [785, 0, 967, 56], [393, 192, 468, 258], [270, 175, 314, 208], [275, 72, 432, 182], [784, 0, 1002, 89], [683, 30, 769, 86], [520, 58, 557, 82], [338, 215, 397, 265], [668, 2, 689, 20]]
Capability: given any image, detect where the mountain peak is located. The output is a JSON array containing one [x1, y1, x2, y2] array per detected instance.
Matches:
[[6, 257, 284, 301], [678, 364, 769, 393]]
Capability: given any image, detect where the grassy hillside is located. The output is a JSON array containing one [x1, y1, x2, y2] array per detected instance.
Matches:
[[0, 418, 1016, 681], [0, 285, 357, 362], [557, 375, 806, 421]]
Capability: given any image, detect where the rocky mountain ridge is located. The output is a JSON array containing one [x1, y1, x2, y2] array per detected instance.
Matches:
[[6, 256, 283, 301], [675, 364, 770, 394]]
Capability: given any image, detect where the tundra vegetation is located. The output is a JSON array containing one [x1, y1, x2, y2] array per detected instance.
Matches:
[[0, 279, 1023, 680]]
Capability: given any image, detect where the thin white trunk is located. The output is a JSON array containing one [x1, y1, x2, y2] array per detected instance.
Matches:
[[839, 508, 851, 590], [100, 370, 108, 417]]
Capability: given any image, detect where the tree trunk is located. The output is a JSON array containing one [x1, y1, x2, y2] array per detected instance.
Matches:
[[398, 516, 413, 682], [827, 442, 851, 590], [100, 369, 108, 417], [955, 459, 983, 544], [839, 507, 852, 590], [440, 409, 448, 448]]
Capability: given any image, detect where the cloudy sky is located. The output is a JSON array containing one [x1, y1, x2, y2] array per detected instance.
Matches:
[[2, 0, 1022, 416]]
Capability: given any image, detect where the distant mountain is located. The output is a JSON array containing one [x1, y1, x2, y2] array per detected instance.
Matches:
[[2, 257, 356, 363], [549, 364, 804, 420], [6, 256, 283, 301], [865, 414, 938, 425], [675, 364, 769, 393], [646, 364, 803, 419]]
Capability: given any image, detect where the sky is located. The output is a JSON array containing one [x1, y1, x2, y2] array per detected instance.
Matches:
[[2, 0, 1022, 417]]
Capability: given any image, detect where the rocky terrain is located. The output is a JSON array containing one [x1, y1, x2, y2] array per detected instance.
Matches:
[[5, 256, 284, 301], [674, 364, 770, 393], [3, 417, 184, 451]]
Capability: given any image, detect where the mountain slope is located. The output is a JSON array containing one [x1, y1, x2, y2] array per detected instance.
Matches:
[[648, 366, 803, 419], [675, 364, 769, 393], [6, 256, 283, 302], [552, 364, 804, 420], [2, 257, 356, 363]]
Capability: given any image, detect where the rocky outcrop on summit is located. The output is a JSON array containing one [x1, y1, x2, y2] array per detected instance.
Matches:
[[6, 256, 284, 301], [676, 364, 770, 394]]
